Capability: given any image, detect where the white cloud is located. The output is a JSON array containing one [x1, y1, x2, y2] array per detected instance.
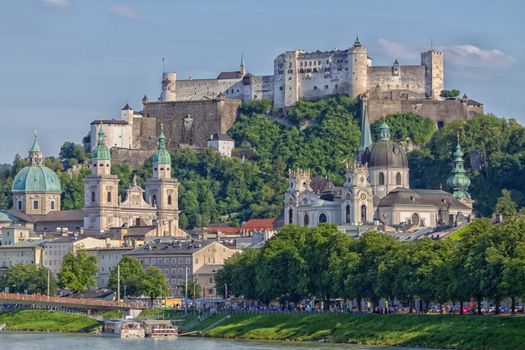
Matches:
[[375, 38, 518, 69], [109, 4, 143, 21], [442, 45, 518, 69], [376, 38, 419, 62], [40, 0, 70, 8]]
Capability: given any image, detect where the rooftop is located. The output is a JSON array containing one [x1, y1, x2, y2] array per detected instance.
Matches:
[[126, 240, 217, 256], [241, 218, 275, 231]]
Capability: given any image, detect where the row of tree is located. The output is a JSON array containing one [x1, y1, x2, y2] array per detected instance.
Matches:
[[0, 252, 168, 302], [216, 197, 525, 314]]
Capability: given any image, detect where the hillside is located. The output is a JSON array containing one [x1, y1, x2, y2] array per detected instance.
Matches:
[[0, 97, 524, 228]]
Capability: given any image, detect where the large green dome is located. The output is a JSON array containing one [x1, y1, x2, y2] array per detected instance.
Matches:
[[12, 166, 61, 193], [152, 130, 171, 164]]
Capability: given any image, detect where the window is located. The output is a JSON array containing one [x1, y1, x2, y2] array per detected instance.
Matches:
[[50, 201, 55, 210], [152, 195, 157, 207], [288, 209, 293, 224], [209, 277, 213, 283], [412, 213, 420, 226], [107, 191, 112, 203], [303, 214, 309, 226], [91, 191, 96, 202], [346, 205, 351, 223], [319, 213, 327, 223], [33, 200, 39, 210], [379, 172, 385, 185], [361, 205, 367, 223], [396, 172, 402, 186], [167, 195, 172, 205], [17, 201, 22, 210]]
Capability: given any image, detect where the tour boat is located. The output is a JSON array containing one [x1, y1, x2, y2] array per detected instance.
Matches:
[[102, 320, 145, 339], [143, 319, 178, 339]]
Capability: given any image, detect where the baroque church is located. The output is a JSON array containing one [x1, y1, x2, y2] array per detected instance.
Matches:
[[0, 129, 184, 238], [284, 97, 473, 232]]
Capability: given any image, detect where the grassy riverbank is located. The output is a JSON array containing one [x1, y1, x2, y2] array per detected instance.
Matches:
[[190, 313, 525, 350], [0, 310, 101, 332]]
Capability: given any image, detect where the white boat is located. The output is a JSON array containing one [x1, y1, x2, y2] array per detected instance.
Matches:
[[143, 319, 178, 339], [102, 320, 145, 339]]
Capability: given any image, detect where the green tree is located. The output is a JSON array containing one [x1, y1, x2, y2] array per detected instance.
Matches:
[[371, 113, 436, 145], [216, 248, 260, 299], [140, 266, 168, 303], [495, 189, 518, 218], [108, 256, 144, 299], [0, 264, 57, 295], [440, 89, 461, 99], [58, 251, 98, 292]]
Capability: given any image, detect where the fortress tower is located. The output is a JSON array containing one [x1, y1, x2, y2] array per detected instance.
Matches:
[[160, 72, 177, 102], [348, 36, 369, 98], [421, 50, 444, 99]]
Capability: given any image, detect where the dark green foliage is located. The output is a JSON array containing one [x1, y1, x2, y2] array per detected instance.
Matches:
[[58, 251, 98, 292], [219, 216, 525, 312], [107, 256, 144, 299], [440, 89, 461, 99], [409, 114, 525, 215], [371, 113, 436, 144], [141, 266, 169, 301], [59, 141, 88, 168], [0, 264, 57, 295]]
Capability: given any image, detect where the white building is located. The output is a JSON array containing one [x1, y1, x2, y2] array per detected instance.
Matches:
[[207, 133, 235, 157], [86, 247, 134, 288]]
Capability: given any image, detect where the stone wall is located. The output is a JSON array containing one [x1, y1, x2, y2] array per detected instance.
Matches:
[[367, 96, 483, 124], [112, 148, 155, 169], [367, 65, 425, 95]]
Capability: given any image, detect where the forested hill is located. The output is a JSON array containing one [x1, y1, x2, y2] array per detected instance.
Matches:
[[0, 97, 523, 229]]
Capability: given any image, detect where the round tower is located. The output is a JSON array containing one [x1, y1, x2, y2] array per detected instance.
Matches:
[[349, 36, 368, 98], [160, 72, 177, 102]]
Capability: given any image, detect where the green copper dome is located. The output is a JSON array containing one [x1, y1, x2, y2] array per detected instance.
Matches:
[[12, 166, 61, 193], [152, 130, 171, 165], [92, 129, 111, 161], [446, 140, 471, 200]]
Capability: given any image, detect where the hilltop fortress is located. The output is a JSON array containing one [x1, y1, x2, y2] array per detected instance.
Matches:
[[91, 38, 483, 167]]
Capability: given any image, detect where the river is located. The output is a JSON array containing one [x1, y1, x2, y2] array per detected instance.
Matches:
[[0, 332, 436, 350]]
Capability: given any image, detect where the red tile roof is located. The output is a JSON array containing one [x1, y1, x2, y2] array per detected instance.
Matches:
[[241, 218, 275, 231]]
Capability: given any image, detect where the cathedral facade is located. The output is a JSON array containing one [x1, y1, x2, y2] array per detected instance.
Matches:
[[284, 97, 473, 232]]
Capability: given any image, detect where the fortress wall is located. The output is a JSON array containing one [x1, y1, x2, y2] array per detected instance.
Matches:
[[367, 97, 477, 124], [367, 66, 425, 95], [175, 79, 241, 101], [132, 116, 156, 149], [111, 148, 155, 169], [141, 99, 241, 149]]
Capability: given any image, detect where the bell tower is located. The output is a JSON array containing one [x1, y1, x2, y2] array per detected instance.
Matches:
[[341, 162, 374, 225], [145, 128, 180, 236], [82, 128, 120, 233]]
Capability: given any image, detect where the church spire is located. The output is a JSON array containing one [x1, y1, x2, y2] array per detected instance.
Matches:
[[357, 95, 372, 164], [240, 52, 246, 75], [446, 135, 471, 200], [29, 131, 43, 166]]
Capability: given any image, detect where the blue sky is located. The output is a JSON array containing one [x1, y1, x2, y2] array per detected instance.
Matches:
[[1, 0, 523, 163]]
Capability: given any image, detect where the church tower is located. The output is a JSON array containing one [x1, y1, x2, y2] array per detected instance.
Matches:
[[284, 169, 312, 225], [83, 128, 120, 232], [357, 94, 372, 163], [446, 137, 472, 203], [145, 127, 180, 236], [341, 162, 374, 225], [240, 52, 246, 76]]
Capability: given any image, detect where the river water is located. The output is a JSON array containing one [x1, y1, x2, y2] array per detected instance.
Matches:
[[0, 332, 434, 350]]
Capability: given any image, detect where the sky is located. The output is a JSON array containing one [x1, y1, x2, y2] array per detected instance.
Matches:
[[0, 0, 524, 163]]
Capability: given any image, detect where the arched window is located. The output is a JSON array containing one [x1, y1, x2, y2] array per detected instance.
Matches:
[[361, 205, 367, 223], [107, 191, 112, 203], [379, 172, 385, 185], [288, 209, 293, 224], [304, 214, 309, 226], [412, 213, 420, 226], [319, 213, 327, 223], [396, 172, 402, 186], [167, 195, 172, 205], [91, 191, 96, 202], [346, 205, 351, 223], [152, 195, 157, 207], [33, 201, 39, 210]]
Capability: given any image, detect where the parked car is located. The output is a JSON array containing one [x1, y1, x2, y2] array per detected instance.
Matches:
[[499, 306, 510, 313]]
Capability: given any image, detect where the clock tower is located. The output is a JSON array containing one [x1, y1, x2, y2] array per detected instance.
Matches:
[[341, 162, 374, 224]]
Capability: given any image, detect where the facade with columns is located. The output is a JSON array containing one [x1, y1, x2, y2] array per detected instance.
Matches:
[[284, 97, 473, 231], [83, 128, 181, 236]]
